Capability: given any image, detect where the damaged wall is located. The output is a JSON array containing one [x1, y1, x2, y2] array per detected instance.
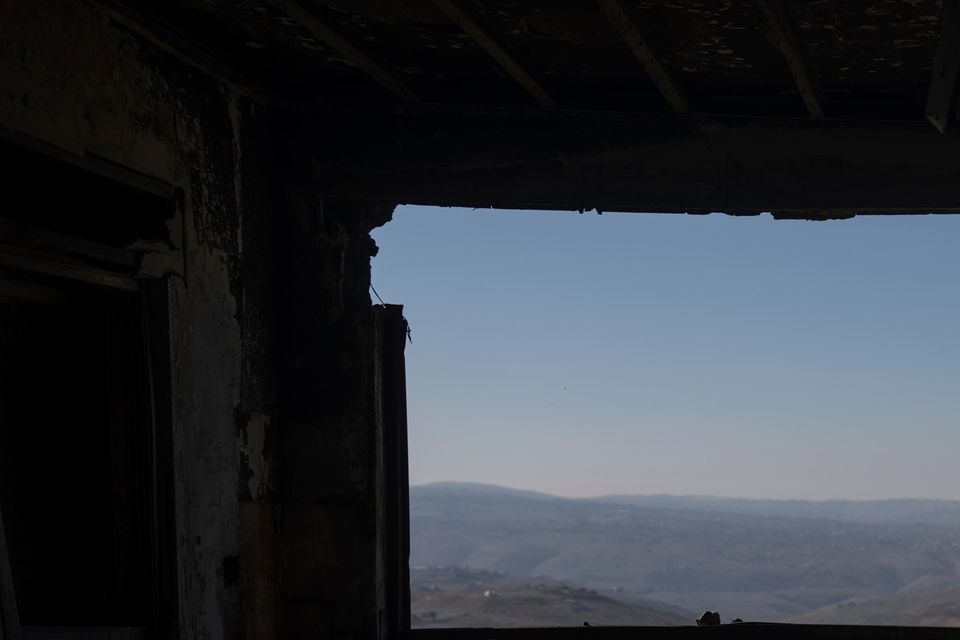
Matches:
[[0, 0, 265, 636], [0, 3, 394, 640], [272, 184, 394, 640]]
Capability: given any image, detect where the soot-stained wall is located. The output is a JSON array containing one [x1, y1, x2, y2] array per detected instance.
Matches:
[[0, 3, 393, 639], [273, 191, 393, 640]]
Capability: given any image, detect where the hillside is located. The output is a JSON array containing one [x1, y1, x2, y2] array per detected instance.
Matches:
[[411, 566, 689, 627], [411, 483, 960, 624], [790, 587, 960, 627]]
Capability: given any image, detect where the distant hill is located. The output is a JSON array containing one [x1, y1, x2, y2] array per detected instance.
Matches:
[[791, 586, 960, 626], [411, 566, 690, 627], [596, 494, 960, 528], [411, 483, 960, 624]]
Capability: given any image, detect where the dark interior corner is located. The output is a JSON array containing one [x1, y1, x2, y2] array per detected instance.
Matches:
[[2, 1, 960, 639]]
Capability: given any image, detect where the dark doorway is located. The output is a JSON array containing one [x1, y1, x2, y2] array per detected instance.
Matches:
[[0, 137, 177, 640], [0, 275, 152, 630]]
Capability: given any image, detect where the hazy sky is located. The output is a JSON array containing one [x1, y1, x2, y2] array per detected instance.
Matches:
[[372, 206, 960, 501]]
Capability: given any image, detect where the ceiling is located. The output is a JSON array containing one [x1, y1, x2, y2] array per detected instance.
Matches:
[[113, 0, 950, 123]]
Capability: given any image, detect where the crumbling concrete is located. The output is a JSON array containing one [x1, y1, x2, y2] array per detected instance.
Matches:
[[0, 1, 253, 633], [0, 3, 394, 639], [274, 191, 393, 640]]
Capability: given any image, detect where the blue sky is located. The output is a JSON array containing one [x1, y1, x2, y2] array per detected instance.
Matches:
[[372, 206, 960, 500]]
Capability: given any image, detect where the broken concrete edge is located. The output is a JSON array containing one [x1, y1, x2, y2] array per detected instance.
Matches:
[[303, 110, 960, 216]]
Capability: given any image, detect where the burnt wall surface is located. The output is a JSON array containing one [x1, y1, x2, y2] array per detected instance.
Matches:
[[273, 191, 393, 640], [0, 3, 392, 640]]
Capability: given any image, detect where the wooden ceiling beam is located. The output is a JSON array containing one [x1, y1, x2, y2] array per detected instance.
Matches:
[[432, 0, 558, 109], [596, 0, 689, 114], [265, 0, 420, 104], [927, 0, 960, 132], [759, 0, 824, 117]]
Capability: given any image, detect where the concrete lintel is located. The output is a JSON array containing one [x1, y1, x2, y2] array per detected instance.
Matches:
[[306, 111, 960, 218]]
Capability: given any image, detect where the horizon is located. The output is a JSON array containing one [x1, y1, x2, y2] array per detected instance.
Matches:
[[373, 206, 960, 502], [410, 480, 960, 504]]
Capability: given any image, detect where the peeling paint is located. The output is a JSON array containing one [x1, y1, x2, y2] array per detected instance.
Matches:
[[0, 2, 268, 639]]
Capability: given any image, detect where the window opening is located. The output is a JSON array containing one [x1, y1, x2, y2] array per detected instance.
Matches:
[[373, 205, 960, 630]]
